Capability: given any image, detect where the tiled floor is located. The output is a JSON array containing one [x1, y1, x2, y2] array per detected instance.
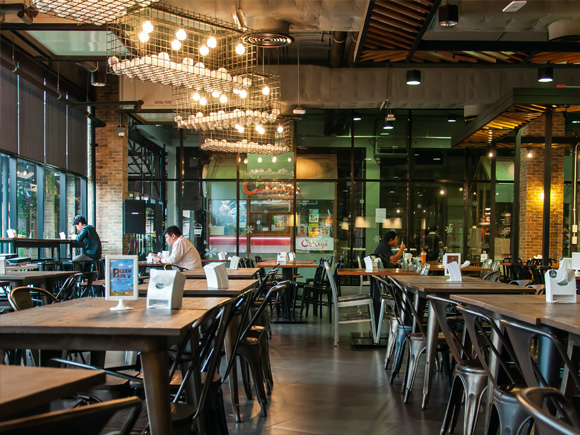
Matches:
[[224, 310, 458, 435]]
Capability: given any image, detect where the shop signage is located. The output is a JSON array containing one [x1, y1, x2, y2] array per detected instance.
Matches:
[[243, 181, 296, 199], [296, 237, 334, 252]]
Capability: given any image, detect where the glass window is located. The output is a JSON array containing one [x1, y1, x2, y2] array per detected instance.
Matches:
[[17, 160, 38, 238], [43, 169, 61, 239], [208, 182, 243, 257], [66, 174, 82, 236], [241, 152, 294, 179]]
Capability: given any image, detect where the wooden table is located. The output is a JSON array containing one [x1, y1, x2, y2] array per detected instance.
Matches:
[[182, 268, 259, 279], [0, 297, 228, 435], [257, 260, 318, 281], [139, 278, 258, 297], [0, 365, 106, 420], [0, 238, 82, 260], [392, 275, 531, 409], [450, 293, 580, 399], [337, 268, 420, 276], [6, 264, 39, 271], [0, 270, 76, 289], [427, 263, 492, 274]]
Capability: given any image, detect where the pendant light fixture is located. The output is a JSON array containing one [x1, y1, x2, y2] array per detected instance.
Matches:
[[439, 1, 459, 27], [538, 66, 554, 83], [406, 69, 421, 86]]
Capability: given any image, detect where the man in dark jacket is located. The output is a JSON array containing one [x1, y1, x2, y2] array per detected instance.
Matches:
[[425, 226, 442, 261], [72, 215, 102, 262]]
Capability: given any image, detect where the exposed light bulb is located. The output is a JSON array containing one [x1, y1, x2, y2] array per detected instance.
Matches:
[[211, 90, 220, 98], [239, 89, 247, 98], [219, 94, 228, 103], [527, 151, 533, 158], [192, 92, 201, 101], [207, 36, 217, 48], [171, 39, 181, 50], [142, 21, 153, 33], [257, 157, 263, 163], [287, 157, 292, 162], [277, 125, 284, 133], [139, 31, 150, 43], [272, 156, 277, 163], [440, 189, 445, 195], [243, 158, 248, 164], [199, 45, 209, 56], [488, 151, 494, 158], [200, 97, 207, 106], [261, 85, 270, 95], [176, 29, 187, 41], [235, 43, 245, 55]]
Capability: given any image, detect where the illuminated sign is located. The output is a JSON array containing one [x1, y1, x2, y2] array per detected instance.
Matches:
[[243, 181, 296, 198], [296, 237, 334, 252]]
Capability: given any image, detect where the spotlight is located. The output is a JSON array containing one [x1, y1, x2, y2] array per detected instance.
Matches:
[[90, 70, 106, 87], [438, 4, 458, 27], [538, 66, 553, 83], [406, 69, 421, 86], [116, 126, 125, 138]]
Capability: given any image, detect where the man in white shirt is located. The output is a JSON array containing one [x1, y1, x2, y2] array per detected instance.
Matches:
[[153, 225, 202, 270]]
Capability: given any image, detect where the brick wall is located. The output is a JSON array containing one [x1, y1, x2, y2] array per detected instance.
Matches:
[[519, 113, 565, 261], [94, 76, 128, 255]]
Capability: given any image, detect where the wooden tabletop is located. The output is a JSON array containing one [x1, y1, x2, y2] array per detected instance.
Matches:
[[451, 294, 580, 335], [182, 268, 259, 279], [0, 270, 76, 284], [0, 280, 9, 287], [138, 278, 258, 297], [428, 264, 491, 273], [0, 365, 106, 420], [0, 297, 227, 337], [338, 268, 420, 276], [257, 260, 318, 269], [6, 264, 39, 271], [392, 275, 530, 294]]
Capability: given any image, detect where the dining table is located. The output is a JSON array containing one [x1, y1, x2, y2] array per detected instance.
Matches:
[[0, 296, 229, 435], [138, 278, 258, 297], [0, 270, 76, 289], [0, 237, 82, 261], [0, 365, 106, 420], [391, 275, 532, 409], [6, 264, 40, 271], [256, 259, 318, 281], [450, 293, 580, 393], [181, 268, 259, 279]]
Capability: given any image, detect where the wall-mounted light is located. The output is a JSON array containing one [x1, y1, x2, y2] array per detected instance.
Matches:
[[538, 66, 553, 83], [438, 3, 458, 27], [527, 150, 533, 158], [406, 69, 421, 86]]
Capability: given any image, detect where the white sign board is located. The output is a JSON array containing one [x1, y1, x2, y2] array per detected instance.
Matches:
[[296, 237, 334, 252]]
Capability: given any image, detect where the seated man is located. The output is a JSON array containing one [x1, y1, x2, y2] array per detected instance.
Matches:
[[72, 215, 102, 262], [153, 225, 201, 270], [373, 231, 406, 268]]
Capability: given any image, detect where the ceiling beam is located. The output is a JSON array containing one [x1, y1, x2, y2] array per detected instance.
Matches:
[[417, 40, 580, 53], [405, 0, 441, 62]]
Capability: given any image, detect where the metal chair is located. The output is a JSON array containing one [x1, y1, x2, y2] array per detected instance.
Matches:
[[326, 261, 376, 347], [517, 387, 580, 435], [0, 396, 142, 435], [482, 270, 501, 281], [8, 286, 58, 311], [428, 295, 487, 435], [457, 305, 531, 435]]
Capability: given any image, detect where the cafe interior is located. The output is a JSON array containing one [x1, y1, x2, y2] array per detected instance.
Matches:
[[1, 0, 580, 434]]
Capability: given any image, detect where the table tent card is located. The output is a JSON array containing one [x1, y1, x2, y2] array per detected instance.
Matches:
[[105, 255, 139, 311], [229, 256, 241, 270], [545, 258, 576, 303], [146, 269, 186, 309], [445, 261, 462, 282], [204, 262, 229, 289], [364, 255, 376, 272], [0, 257, 5, 274], [288, 252, 296, 261]]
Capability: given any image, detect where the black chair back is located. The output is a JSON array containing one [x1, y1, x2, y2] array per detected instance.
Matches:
[[517, 387, 580, 435], [375, 277, 423, 333]]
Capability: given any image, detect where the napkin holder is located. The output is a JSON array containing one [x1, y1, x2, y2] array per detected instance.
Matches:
[[546, 259, 576, 303], [277, 252, 288, 265], [443, 253, 461, 277], [146, 269, 185, 309], [204, 263, 229, 289], [0, 257, 5, 274], [288, 252, 295, 261], [229, 256, 241, 270], [446, 262, 462, 282], [572, 253, 580, 277], [364, 255, 375, 272]]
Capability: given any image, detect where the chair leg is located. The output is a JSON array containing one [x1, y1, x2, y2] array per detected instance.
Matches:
[[384, 318, 399, 369], [240, 358, 253, 400], [402, 336, 426, 403], [389, 325, 412, 384], [440, 374, 464, 435]]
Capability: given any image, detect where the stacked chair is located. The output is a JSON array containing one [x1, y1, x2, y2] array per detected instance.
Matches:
[[517, 387, 580, 435]]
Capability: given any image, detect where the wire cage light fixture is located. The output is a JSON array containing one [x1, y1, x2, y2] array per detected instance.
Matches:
[[31, 0, 161, 25], [106, 4, 257, 90]]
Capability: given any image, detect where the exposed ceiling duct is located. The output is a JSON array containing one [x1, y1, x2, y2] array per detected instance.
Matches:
[[241, 17, 293, 47], [548, 18, 580, 42]]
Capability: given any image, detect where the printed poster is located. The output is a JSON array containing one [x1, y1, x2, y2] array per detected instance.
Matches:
[[309, 209, 319, 223], [308, 224, 319, 237], [109, 258, 136, 297]]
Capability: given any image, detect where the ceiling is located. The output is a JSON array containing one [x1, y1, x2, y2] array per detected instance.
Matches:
[[1, 0, 580, 138]]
